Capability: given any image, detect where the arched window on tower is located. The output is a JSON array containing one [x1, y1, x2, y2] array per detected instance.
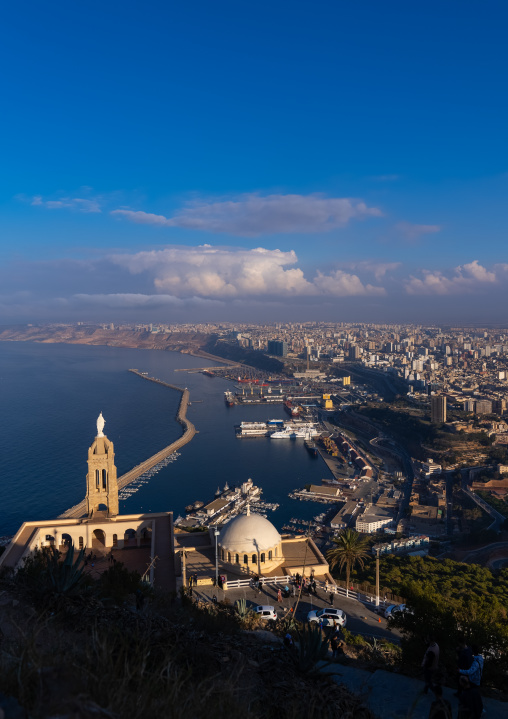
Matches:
[[227, 552, 231, 563], [79, 536, 84, 550], [268, 550, 272, 560], [252, 554, 257, 564], [260, 553, 265, 563], [95, 469, 100, 488], [235, 554, 239, 563], [243, 554, 248, 564], [102, 469, 107, 490], [221, 548, 225, 560]]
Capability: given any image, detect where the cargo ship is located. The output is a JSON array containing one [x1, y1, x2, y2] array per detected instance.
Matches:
[[224, 391, 235, 406], [284, 399, 301, 417]]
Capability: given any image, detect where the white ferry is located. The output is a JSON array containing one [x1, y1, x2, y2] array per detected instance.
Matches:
[[270, 422, 319, 439]]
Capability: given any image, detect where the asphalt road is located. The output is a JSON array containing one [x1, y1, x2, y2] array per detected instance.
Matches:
[[195, 581, 400, 643]]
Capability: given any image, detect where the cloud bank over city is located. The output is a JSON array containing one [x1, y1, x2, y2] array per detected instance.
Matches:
[[1, 236, 507, 323], [110, 246, 385, 298]]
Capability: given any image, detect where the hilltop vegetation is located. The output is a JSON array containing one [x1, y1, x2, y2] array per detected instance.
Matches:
[[358, 554, 508, 607], [356, 402, 495, 465], [350, 554, 508, 689]]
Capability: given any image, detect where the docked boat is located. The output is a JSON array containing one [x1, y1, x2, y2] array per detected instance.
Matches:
[[271, 422, 319, 439], [224, 391, 235, 406], [284, 399, 301, 417], [304, 438, 318, 456], [236, 421, 270, 437], [266, 419, 284, 429]]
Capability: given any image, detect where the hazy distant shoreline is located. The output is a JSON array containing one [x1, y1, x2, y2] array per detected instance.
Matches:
[[0, 326, 244, 369]]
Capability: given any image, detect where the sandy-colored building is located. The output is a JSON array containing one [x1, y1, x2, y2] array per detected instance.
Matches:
[[175, 508, 330, 588], [0, 415, 174, 590]]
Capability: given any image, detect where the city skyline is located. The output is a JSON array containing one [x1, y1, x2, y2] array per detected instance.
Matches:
[[1, 2, 507, 324]]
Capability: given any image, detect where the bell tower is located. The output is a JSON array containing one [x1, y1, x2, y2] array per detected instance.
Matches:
[[86, 413, 119, 517]]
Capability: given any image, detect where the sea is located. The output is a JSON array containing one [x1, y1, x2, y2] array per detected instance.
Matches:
[[0, 341, 333, 537]]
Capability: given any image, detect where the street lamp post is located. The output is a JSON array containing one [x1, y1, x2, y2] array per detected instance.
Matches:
[[375, 547, 380, 607], [214, 529, 220, 587]]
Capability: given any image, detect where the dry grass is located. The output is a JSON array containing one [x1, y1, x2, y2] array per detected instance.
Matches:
[[0, 585, 376, 719]]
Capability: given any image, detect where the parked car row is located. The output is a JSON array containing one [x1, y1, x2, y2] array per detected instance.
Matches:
[[254, 605, 347, 628]]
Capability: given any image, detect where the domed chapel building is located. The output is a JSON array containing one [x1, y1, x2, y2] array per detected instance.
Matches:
[[218, 507, 284, 573], [175, 502, 330, 588]]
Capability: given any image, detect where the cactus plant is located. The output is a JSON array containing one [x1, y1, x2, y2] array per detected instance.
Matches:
[[46, 543, 87, 595], [289, 622, 331, 674], [235, 597, 249, 618]]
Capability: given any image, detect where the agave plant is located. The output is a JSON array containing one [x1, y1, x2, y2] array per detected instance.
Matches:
[[46, 543, 87, 595], [289, 622, 331, 675], [235, 598, 250, 618]]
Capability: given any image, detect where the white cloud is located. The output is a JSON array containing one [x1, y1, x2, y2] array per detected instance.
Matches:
[[314, 270, 386, 296], [73, 293, 222, 308], [111, 193, 383, 236], [31, 195, 101, 213], [110, 245, 385, 298], [405, 260, 498, 295], [395, 222, 441, 242], [458, 260, 496, 283]]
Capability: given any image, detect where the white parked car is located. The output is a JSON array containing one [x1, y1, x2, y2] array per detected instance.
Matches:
[[307, 608, 347, 627], [255, 605, 277, 620], [384, 603, 407, 619]]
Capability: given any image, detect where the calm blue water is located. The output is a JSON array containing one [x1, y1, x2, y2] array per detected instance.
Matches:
[[0, 342, 332, 536]]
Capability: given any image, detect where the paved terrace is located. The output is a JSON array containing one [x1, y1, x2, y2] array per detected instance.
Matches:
[[320, 663, 506, 719]]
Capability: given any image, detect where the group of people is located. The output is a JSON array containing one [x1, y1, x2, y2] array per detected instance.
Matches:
[[422, 635, 484, 719], [251, 573, 339, 603]]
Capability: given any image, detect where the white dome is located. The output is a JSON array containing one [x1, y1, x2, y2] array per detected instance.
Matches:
[[219, 513, 281, 554]]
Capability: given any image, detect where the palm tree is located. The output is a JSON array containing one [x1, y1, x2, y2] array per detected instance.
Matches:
[[326, 529, 369, 597]]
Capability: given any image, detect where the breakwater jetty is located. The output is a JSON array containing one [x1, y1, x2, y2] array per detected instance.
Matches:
[[59, 370, 196, 519]]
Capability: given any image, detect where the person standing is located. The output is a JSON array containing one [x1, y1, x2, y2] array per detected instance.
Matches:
[[457, 676, 483, 719], [422, 636, 440, 694], [330, 631, 344, 661], [459, 646, 483, 688], [456, 636, 473, 671], [330, 589, 335, 606], [277, 588, 282, 604]]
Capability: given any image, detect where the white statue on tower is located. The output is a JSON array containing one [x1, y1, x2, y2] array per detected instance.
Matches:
[[96, 412, 105, 437]]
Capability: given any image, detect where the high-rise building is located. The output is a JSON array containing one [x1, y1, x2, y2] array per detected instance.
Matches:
[[267, 339, 288, 357], [492, 399, 506, 415], [475, 399, 493, 415], [431, 395, 447, 424]]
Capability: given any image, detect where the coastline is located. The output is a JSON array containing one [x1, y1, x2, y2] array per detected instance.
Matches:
[[0, 327, 238, 369]]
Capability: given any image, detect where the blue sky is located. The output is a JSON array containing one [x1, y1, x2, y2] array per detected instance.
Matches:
[[0, 1, 507, 324]]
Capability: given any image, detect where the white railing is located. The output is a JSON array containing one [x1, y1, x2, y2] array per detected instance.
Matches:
[[223, 575, 388, 609]]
